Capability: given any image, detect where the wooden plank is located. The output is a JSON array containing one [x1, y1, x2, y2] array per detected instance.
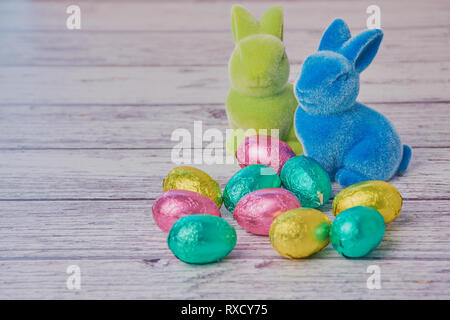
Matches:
[[0, 0, 448, 300], [0, 62, 448, 105], [0, 258, 449, 299], [0, 148, 447, 200], [0, 199, 448, 261], [0, 103, 449, 149], [2, 26, 448, 66], [1, 0, 448, 31], [0, 199, 449, 299]]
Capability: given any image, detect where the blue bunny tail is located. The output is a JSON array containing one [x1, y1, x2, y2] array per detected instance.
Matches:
[[397, 145, 412, 175]]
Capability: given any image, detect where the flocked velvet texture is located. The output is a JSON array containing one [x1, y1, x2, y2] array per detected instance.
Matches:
[[294, 18, 411, 187], [226, 5, 302, 155]]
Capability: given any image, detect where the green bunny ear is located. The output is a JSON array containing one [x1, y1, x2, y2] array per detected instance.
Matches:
[[231, 5, 284, 42], [260, 6, 283, 40], [231, 5, 259, 43]]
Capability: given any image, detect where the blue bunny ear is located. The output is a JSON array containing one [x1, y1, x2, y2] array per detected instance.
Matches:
[[318, 19, 351, 51], [340, 29, 383, 73]]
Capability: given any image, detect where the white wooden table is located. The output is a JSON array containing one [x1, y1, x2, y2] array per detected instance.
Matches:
[[0, 0, 449, 299]]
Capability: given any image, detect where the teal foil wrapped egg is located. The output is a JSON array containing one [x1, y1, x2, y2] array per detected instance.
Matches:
[[280, 155, 331, 208], [168, 215, 237, 264], [330, 206, 385, 258], [223, 164, 281, 213]]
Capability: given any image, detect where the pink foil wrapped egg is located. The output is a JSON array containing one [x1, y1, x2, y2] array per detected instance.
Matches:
[[236, 135, 296, 174], [152, 189, 221, 232], [233, 188, 301, 235]]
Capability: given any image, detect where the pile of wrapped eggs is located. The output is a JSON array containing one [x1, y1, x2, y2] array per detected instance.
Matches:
[[152, 135, 403, 264]]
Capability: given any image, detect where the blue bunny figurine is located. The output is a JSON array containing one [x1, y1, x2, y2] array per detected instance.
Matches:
[[294, 19, 411, 187]]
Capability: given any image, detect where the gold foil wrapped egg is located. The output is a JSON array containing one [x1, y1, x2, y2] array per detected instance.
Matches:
[[269, 208, 331, 259], [163, 166, 223, 208], [332, 180, 402, 224]]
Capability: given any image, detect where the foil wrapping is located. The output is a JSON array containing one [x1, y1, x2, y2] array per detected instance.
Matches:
[[152, 189, 221, 232], [234, 188, 301, 235], [269, 208, 331, 258], [163, 166, 223, 208], [223, 164, 281, 213], [280, 156, 332, 208], [167, 215, 237, 264], [330, 206, 385, 258], [236, 135, 296, 174], [332, 180, 402, 224]]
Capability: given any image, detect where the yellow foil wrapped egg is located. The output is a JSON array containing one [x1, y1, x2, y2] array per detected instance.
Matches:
[[332, 180, 402, 224], [163, 166, 223, 208], [269, 208, 331, 259]]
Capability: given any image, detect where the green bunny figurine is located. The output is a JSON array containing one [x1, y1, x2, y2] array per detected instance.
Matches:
[[226, 5, 302, 155]]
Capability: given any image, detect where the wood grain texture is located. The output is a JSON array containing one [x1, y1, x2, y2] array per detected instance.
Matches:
[[0, 258, 448, 299], [0, 62, 448, 105], [0, 199, 448, 261], [0, 200, 448, 299], [0, 103, 449, 149], [1, 0, 448, 31], [2, 27, 448, 66], [0, 0, 449, 299], [0, 147, 448, 201]]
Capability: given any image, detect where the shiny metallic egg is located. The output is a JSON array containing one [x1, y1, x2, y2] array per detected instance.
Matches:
[[236, 135, 296, 174], [269, 208, 331, 258], [168, 215, 237, 264], [163, 166, 223, 208], [333, 180, 402, 224], [234, 188, 301, 235], [152, 189, 221, 232]]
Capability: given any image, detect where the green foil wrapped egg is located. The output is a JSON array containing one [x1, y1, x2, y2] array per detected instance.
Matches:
[[269, 208, 331, 258], [163, 166, 223, 208], [333, 180, 402, 224], [330, 206, 385, 258], [280, 156, 331, 208], [167, 215, 237, 264], [223, 164, 281, 213]]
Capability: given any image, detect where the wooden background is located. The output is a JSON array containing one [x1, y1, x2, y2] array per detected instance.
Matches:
[[0, 0, 449, 299]]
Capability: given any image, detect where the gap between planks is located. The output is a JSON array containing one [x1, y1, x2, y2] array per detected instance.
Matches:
[[1, 103, 448, 149], [0, 148, 448, 200], [0, 197, 449, 202], [0, 199, 449, 263], [0, 146, 447, 151], [1, 101, 449, 107]]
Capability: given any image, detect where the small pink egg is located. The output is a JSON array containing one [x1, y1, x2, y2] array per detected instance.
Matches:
[[236, 135, 296, 174], [234, 188, 301, 235], [152, 189, 221, 232]]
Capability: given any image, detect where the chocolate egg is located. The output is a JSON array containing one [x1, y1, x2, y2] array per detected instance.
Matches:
[[234, 188, 301, 235], [330, 206, 385, 258], [152, 189, 221, 232], [223, 164, 281, 213], [167, 215, 237, 264], [280, 156, 331, 208], [163, 166, 222, 208], [333, 180, 402, 224], [236, 135, 296, 174], [269, 208, 331, 258]]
